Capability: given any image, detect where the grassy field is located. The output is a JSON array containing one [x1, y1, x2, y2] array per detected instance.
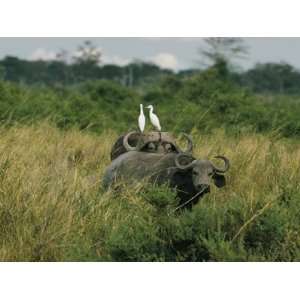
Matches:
[[0, 122, 299, 261]]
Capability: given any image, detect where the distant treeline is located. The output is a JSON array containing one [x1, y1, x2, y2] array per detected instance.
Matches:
[[2, 63, 300, 138], [1, 56, 300, 94], [0, 56, 174, 87]]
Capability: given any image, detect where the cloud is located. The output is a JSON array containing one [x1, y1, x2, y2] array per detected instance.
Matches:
[[29, 46, 132, 67], [72, 45, 131, 66], [28, 47, 179, 70], [140, 37, 203, 43], [150, 53, 179, 70], [29, 48, 57, 61], [102, 55, 132, 66]]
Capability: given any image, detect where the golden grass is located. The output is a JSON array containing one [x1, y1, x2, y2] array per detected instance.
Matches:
[[0, 123, 299, 261]]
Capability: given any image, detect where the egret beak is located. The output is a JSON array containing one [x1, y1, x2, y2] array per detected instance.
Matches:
[[146, 105, 151, 109]]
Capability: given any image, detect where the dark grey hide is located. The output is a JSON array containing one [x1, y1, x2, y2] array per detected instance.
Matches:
[[102, 151, 229, 208], [110, 131, 193, 161]]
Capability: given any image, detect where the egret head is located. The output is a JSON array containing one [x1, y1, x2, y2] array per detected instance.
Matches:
[[146, 105, 153, 110]]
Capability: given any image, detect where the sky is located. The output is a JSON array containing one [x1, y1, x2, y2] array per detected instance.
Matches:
[[1, 37, 300, 71]]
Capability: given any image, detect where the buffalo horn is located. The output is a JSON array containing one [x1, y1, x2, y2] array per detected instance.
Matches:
[[123, 131, 140, 151], [175, 153, 196, 170], [212, 156, 230, 173]]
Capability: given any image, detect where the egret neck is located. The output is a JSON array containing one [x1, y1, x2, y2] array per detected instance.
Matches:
[[138, 104, 146, 133], [146, 104, 162, 141]]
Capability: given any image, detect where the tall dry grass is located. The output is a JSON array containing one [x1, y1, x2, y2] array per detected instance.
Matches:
[[0, 123, 299, 261]]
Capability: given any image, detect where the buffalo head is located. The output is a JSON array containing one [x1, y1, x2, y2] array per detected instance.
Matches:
[[175, 153, 230, 194], [110, 131, 194, 161], [122, 131, 193, 154]]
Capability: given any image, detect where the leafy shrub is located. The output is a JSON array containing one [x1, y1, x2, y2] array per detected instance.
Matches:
[[3, 66, 300, 137]]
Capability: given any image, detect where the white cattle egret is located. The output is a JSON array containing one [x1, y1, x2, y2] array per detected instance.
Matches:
[[146, 105, 161, 132], [138, 104, 146, 132]]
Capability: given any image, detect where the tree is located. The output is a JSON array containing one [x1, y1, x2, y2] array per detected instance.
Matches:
[[199, 38, 248, 76], [71, 40, 102, 81], [0, 65, 5, 80], [56, 49, 70, 63], [73, 40, 102, 66], [241, 62, 300, 94]]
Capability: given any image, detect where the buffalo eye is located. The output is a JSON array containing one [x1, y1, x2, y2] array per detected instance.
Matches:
[[192, 170, 199, 176], [148, 143, 155, 150], [165, 144, 172, 152]]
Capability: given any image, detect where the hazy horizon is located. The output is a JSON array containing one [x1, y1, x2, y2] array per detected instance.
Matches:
[[1, 37, 300, 71]]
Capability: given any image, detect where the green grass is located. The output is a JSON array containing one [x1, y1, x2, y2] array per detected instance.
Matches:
[[0, 123, 299, 261]]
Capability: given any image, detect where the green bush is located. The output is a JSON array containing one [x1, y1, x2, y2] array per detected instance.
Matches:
[[2, 68, 300, 137]]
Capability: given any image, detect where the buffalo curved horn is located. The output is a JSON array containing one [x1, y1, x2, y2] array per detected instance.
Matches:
[[123, 131, 140, 151], [212, 156, 230, 173], [181, 133, 193, 153], [175, 153, 197, 170]]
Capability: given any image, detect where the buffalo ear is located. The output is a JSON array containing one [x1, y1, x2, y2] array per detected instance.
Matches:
[[213, 173, 226, 188]]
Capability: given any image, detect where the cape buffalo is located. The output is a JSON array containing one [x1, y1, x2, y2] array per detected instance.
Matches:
[[110, 131, 193, 161], [102, 151, 229, 208]]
